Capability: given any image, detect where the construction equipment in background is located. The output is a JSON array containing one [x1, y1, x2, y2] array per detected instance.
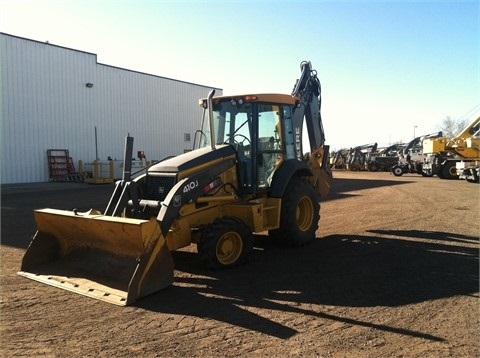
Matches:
[[456, 160, 479, 183], [455, 119, 480, 183], [345, 143, 377, 171], [19, 61, 332, 306], [365, 143, 406, 172], [390, 132, 443, 177], [329, 149, 348, 169], [422, 116, 480, 179]]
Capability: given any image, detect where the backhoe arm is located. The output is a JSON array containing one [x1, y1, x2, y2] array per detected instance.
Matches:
[[291, 61, 326, 155], [290, 61, 332, 197]]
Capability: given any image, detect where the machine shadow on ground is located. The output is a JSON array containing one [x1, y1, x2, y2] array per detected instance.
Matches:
[[322, 177, 415, 201], [137, 229, 478, 340]]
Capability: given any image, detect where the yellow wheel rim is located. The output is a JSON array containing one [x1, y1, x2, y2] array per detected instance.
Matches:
[[296, 195, 314, 232], [216, 231, 243, 265]]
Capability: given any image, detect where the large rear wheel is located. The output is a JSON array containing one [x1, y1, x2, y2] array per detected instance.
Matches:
[[269, 178, 320, 246], [198, 217, 253, 269], [441, 161, 459, 180]]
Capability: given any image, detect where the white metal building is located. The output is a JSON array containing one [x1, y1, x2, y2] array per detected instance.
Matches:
[[0, 33, 222, 184]]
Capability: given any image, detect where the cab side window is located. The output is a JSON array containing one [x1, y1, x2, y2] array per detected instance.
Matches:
[[257, 105, 283, 187]]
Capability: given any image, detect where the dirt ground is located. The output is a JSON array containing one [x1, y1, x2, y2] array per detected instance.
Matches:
[[1, 170, 479, 357]]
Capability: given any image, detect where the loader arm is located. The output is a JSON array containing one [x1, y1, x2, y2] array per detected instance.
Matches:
[[157, 157, 237, 237]]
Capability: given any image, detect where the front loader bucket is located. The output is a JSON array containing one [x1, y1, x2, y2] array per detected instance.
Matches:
[[18, 208, 174, 306]]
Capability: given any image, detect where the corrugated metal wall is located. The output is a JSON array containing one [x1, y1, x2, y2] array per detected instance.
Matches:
[[0, 33, 222, 184]]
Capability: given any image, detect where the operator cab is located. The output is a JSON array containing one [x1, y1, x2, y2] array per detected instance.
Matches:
[[196, 94, 298, 194]]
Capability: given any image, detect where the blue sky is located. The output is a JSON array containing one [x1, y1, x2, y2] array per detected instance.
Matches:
[[1, 0, 478, 149]]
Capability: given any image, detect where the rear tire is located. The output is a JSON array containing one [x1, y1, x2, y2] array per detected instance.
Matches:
[[198, 217, 253, 270], [269, 178, 319, 246], [441, 161, 459, 180]]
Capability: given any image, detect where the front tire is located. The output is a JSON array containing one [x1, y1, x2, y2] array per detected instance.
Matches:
[[269, 178, 320, 246], [391, 165, 404, 177], [198, 217, 253, 270]]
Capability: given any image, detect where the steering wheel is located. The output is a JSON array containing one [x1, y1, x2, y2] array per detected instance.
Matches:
[[232, 134, 251, 145]]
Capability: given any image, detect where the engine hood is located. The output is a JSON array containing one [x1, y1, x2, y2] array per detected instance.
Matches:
[[148, 144, 236, 174]]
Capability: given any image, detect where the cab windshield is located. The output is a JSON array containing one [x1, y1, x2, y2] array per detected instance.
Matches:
[[199, 99, 285, 149], [198, 98, 289, 190], [199, 99, 251, 148]]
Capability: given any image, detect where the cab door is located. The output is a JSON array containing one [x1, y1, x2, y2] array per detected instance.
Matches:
[[256, 104, 284, 189]]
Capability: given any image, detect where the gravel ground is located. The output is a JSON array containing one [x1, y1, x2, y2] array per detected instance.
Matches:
[[1, 170, 479, 357]]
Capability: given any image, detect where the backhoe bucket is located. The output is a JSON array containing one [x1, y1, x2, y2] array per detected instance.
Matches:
[[18, 208, 174, 306]]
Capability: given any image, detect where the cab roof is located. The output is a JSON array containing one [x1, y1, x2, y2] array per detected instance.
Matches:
[[204, 93, 298, 106]]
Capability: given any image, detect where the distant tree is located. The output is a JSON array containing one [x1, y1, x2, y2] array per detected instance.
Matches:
[[437, 116, 468, 138]]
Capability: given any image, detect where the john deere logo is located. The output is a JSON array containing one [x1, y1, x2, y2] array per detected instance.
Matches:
[[173, 195, 181, 207]]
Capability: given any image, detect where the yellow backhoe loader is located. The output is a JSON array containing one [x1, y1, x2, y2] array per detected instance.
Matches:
[[19, 61, 333, 305]]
